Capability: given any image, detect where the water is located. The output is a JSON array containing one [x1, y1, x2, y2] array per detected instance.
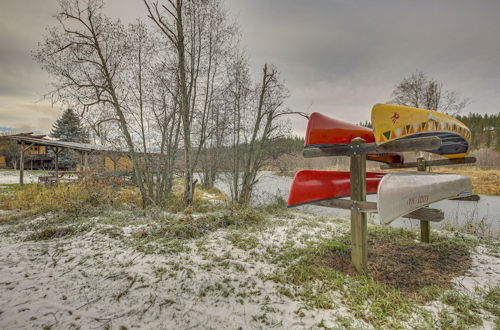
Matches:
[[214, 171, 500, 234]]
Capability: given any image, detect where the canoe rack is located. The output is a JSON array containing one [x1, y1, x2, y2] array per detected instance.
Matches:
[[300, 136, 479, 274]]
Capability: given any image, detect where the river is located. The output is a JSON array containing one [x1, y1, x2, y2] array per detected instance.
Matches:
[[214, 172, 500, 234]]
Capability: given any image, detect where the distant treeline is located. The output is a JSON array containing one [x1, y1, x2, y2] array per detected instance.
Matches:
[[455, 112, 500, 131], [456, 113, 500, 149], [272, 136, 304, 153]]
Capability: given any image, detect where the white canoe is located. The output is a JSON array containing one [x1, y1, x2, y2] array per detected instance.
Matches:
[[377, 172, 472, 225]]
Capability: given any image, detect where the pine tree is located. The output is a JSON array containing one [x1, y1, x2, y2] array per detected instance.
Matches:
[[50, 109, 87, 142], [49, 109, 87, 169]]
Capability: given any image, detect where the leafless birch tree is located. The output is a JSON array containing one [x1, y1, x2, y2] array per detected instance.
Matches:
[[390, 70, 469, 115]]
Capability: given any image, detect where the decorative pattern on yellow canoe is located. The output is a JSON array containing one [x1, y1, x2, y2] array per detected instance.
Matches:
[[371, 104, 471, 144]]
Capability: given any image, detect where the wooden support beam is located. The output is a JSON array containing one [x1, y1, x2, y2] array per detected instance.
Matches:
[[303, 136, 441, 158], [84, 152, 89, 170], [54, 147, 60, 184], [19, 142, 25, 186], [380, 157, 477, 169], [417, 157, 430, 243], [313, 199, 444, 222], [350, 138, 368, 274], [450, 194, 480, 202], [315, 199, 378, 212], [404, 207, 444, 222], [83, 152, 89, 181], [78, 151, 84, 179]]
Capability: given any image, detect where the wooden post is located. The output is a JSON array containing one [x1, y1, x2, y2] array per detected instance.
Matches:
[[417, 157, 430, 243], [78, 151, 84, 180], [54, 147, 59, 184], [350, 137, 368, 273], [83, 152, 89, 181], [20, 142, 25, 186]]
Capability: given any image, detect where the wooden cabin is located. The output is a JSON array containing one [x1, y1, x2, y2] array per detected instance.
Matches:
[[0, 133, 54, 169]]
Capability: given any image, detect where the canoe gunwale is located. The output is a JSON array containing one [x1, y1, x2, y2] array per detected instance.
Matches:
[[287, 193, 378, 209]]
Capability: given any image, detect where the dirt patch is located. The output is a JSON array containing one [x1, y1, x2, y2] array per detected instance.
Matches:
[[316, 237, 472, 295]]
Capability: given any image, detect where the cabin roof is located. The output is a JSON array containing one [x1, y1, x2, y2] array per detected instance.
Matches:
[[1, 135, 121, 153]]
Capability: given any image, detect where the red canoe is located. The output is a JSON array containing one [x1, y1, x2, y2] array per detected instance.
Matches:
[[305, 112, 403, 165], [305, 112, 374, 147], [287, 170, 385, 207]]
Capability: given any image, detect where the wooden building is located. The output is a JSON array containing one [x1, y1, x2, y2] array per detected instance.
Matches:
[[0, 133, 54, 169]]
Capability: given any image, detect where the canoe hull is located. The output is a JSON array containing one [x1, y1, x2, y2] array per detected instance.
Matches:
[[288, 170, 385, 207], [371, 104, 471, 159], [305, 112, 404, 164], [305, 112, 374, 147], [377, 172, 472, 224]]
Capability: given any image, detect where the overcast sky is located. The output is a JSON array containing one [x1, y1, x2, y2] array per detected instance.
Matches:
[[1, 0, 499, 135]]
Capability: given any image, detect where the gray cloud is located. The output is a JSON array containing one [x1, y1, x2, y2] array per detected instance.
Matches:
[[1, 0, 498, 136]]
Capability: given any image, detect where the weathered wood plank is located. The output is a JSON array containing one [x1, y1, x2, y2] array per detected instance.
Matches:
[[403, 207, 445, 222], [350, 138, 368, 274], [417, 157, 431, 243], [380, 157, 477, 169], [19, 142, 24, 186], [450, 194, 480, 201], [315, 199, 378, 212], [303, 136, 442, 158], [313, 199, 444, 222]]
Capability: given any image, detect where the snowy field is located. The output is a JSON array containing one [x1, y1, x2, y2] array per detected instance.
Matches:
[[0, 210, 499, 329], [0, 213, 359, 329]]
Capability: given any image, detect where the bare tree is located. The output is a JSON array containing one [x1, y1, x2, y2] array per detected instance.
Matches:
[[34, 0, 182, 206], [144, 0, 238, 204], [144, 0, 198, 204], [225, 62, 290, 204], [390, 70, 469, 115]]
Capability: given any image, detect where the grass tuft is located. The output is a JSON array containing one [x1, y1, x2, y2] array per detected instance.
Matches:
[[269, 226, 482, 328]]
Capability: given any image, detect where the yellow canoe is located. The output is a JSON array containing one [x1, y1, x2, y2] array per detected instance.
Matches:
[[371, 104, 471, 159]]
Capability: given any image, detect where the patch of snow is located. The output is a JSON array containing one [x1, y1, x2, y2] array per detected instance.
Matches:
[[0, 170, 45, 185], [453, 246, 500, 293]]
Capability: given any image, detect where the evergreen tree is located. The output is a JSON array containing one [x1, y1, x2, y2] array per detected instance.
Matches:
[[49, 109, 87, 169], [455, 112, 500, 150], [50, 109, 87, 142]]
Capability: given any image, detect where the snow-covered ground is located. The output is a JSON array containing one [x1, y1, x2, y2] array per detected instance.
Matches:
[[0, 170, 46, 185], [0, 213, 360, 329], [0, 211, 498, 329]]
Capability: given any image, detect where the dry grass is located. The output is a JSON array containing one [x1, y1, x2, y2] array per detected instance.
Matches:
[[0, 183, 142, 215], [430, 166, 500, 195], [0, 179, 227, 218]]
